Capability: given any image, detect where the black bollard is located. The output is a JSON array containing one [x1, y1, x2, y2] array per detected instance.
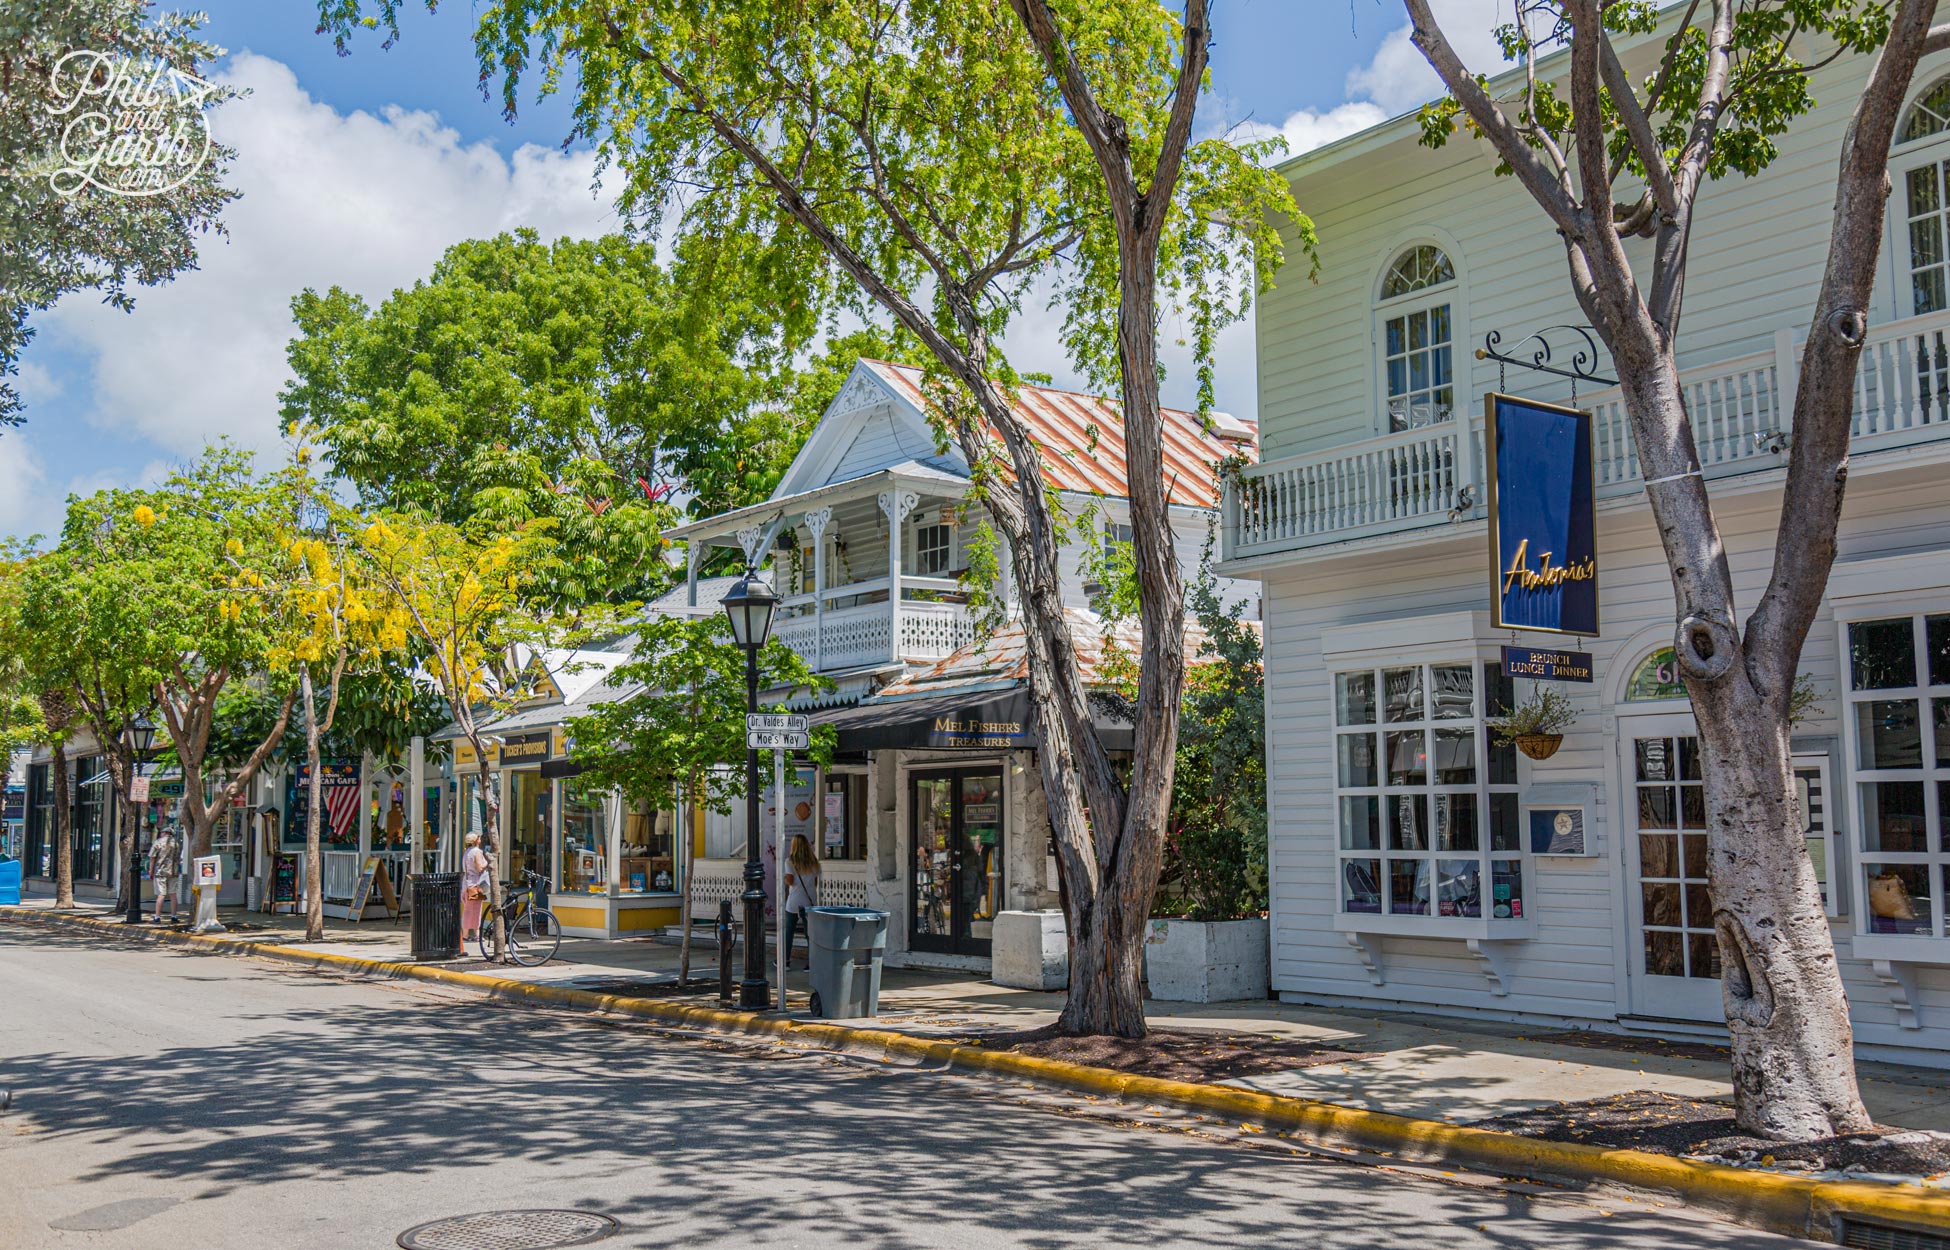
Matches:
[[716, 899, 734, 1007]]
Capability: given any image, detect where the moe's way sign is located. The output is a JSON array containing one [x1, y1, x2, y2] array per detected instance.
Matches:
[[1487, 393, 1599, 637]]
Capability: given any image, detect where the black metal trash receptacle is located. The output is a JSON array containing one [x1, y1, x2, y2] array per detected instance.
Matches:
[[410, 872, 463, 960], [805, 906, 888, 1019]]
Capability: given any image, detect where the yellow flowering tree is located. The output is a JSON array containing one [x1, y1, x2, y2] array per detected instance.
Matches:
[[274, 442, 415, 938], [355, 512, 603, 960]]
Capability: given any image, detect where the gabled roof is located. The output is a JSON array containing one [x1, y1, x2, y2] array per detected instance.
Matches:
[[863, 360, 1254, 509], [769, 358, 1255, 512]]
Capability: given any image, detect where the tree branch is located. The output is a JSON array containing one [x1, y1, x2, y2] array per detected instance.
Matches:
[[1403, 0, 1582, 235]]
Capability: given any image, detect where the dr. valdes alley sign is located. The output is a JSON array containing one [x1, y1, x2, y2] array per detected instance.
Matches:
[[1487, 393, 1599, 637]]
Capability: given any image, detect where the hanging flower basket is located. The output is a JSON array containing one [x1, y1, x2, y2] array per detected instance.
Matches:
[[1514, 733, 1564, 761]]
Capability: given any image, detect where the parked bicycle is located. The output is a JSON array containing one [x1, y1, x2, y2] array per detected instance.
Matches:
[[478, 870, 561, 966]]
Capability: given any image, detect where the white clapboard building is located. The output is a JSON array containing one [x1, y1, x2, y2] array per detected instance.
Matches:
[[1222, 16, 1950, 1059]]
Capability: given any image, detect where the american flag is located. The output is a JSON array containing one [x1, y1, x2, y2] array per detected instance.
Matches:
[[323, 780, 361, 842]]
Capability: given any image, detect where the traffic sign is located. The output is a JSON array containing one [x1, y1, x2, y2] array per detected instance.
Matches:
[[747, 730, 810, 751], [746, 713, 808, 732]]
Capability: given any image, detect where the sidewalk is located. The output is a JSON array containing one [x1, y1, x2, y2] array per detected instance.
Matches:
[[13, 894, 1947, 1134]]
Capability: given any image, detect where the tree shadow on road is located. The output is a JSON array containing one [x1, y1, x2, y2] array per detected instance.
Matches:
[[0, 923, 1796, 1250]]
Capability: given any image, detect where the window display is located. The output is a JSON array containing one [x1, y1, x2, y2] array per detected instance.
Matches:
[[1334, 661, 1523, 923], [620, 799, 675, 894], [1846, 613, 1950, 940], [560, 778, 607, 894], [506, 770, 550, 884]]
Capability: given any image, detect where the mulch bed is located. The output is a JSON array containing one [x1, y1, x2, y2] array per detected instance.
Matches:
[[1523, 1029, 1730, 1063], [941, 1025, 1376, 1084], [1474, 1090, 1950, 1179]]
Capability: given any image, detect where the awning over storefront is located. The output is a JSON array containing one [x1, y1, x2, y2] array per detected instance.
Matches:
[[808, 685, 1134, 754], [811, 687, 1032, 753]]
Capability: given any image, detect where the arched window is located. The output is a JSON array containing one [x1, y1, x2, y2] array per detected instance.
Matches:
[[1623, 647, 1689, 702], [1376, 244, 1457, 432], [1894, 77, 1950, 314]]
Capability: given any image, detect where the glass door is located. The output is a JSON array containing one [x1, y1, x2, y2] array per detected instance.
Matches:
[[1620, 722, 1725, 1022], [909, 768, 1005, 955]]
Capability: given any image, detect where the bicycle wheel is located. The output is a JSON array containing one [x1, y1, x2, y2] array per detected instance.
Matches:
[[477, 910, 503, 961], [508, 908, 561, 967]]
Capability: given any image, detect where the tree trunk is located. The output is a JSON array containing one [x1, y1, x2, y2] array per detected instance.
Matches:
[[1691, 689, 1868, 1138], [52, 747, 73, 908], [1057, 880, 1151, 1035], [1612, 351, 1870, 1138], [476, 753, 506, 961], [301, 664, 326, 942]]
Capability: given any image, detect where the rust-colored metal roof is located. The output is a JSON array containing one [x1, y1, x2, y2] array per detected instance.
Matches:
[[864, 360, 1255, 509]]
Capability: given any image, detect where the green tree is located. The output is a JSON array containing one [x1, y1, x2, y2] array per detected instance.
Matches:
[[13, 541, 160, 916], [279, 230, 794, 601], [50, 448, 301, 863], [568, 614, 829, 982], [1405, 0, 1941, 1139], [0, 0, 239, 427], [319, 0, 1295, 1038]]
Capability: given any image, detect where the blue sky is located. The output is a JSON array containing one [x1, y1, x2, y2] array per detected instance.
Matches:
[[3, 0, 1507, 543]]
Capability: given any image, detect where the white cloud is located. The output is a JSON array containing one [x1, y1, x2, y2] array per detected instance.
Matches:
[[1234, 101, 1391, 161], [1346, 0, 1515, 116], [41, 53, 616, 458], [12, 361, 62, 403], [0, 437, 48, 539]]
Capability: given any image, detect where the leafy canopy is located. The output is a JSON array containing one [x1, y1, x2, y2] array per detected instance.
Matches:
[[0, 0, 239, 427], [567, 614, 832, 813]]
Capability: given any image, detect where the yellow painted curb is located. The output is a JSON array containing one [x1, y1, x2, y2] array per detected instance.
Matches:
[[9, 906, 1949, 1242]]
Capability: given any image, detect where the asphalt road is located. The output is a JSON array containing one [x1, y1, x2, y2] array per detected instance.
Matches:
[[0, 922, 1811, 1250]]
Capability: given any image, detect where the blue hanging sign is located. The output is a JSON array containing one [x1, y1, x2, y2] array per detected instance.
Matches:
[[1487, 393, 1599, 636]]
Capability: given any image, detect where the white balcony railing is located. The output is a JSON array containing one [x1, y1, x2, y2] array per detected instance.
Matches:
[[771, 581, 977, 672], [1224, 311, 1950, 562]]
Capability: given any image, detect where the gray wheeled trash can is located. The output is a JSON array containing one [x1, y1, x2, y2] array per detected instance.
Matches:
[[806, 906, 888, 1019]]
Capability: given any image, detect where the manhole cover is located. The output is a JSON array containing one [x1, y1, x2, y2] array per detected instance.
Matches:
[[397, 1210, 618, 1250]]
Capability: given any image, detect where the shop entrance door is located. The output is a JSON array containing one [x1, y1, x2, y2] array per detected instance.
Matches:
[[910, 768, 1004, 956], [1619, 718, 1724, 1022], [212, 805, 249, 905]]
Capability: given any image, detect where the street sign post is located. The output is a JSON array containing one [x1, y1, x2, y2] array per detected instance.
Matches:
[[747, 730, 810, 751], [746, 713, 808, 733]]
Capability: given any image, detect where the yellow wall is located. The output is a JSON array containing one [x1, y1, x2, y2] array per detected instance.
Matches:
[[551, 904, 606, 930], [618, 905, 679, 932]]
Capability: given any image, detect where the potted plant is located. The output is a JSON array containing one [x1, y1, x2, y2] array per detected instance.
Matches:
[[1491, 685, 1577, 760]]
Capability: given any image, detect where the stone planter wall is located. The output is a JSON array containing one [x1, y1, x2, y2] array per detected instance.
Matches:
[[1143, 916, 1269, 1003], [992, 909, 1068, 990]]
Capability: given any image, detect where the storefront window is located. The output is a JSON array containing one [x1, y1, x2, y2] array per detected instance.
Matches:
[[1846, 613, 1950, 938], [560, 778, 607, 894], [506, 770, 550, 885], [822, 773, 868, 861], [620, 798, 675, 893], [1335, 661, 1522, 920]]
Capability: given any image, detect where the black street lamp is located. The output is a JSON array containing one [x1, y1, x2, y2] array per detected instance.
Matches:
[[721, 567, 779, 1010], [122, 719, 157, 925]]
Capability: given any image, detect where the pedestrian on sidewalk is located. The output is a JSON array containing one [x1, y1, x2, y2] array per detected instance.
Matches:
[[782, 834, 820, 970], [461, 832, 489, 945], [148, 825, 181, 923]]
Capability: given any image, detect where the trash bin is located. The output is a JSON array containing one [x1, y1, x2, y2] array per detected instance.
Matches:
[[410, 872, 462, 960], [0, 857, 20, 907], [805, 906, 888, 1019]]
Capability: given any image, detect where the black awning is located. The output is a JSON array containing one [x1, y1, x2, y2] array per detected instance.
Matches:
[[811, 688, 1032, 753], [540, 758, 585, 780]]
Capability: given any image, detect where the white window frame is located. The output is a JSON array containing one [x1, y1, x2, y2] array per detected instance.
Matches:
[[908, 517, 954, 577], [1888, 75, 1950, 317], [1837, 597, 1950, 961], [1330, 654, 1528, 939], [1373, 243, 1460, 436]]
